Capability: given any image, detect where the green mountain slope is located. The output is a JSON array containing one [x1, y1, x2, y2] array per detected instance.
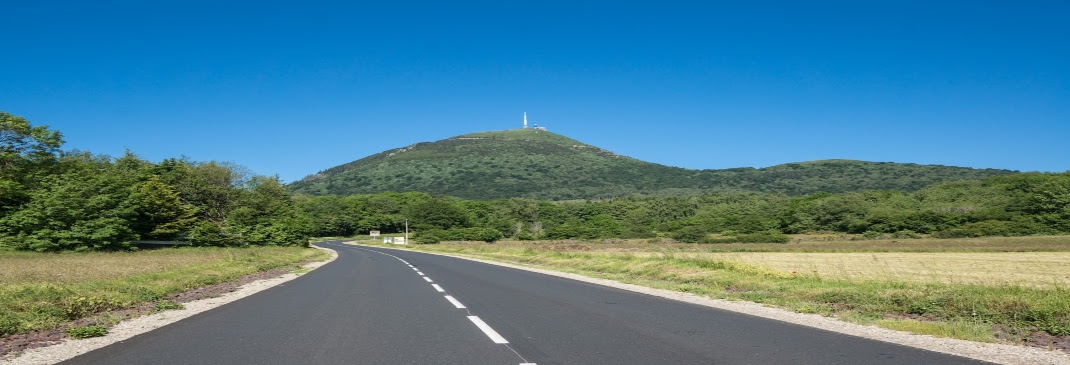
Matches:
[[290, 129, 1015, 199]]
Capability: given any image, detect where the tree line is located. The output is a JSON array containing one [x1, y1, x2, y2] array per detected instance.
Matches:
[[0, 111, 308, 251], [4, 111, 1068, 250], [293, 173, 1070, 243]]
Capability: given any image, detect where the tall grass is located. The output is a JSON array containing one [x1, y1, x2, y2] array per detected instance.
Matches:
[[0, 247, 326, 337]]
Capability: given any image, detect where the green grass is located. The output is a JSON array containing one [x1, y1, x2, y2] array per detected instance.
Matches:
[[374, 239, 1070, 344], [0, 246, 327, 337]]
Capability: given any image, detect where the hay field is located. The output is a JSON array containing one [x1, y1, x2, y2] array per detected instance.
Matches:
[[658, 252, 1070, 288]]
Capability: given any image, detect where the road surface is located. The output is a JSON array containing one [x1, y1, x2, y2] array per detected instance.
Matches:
[[61, 241, 990, 364]]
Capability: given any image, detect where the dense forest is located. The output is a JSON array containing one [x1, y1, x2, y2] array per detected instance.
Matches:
[[0, 112, 309, 251], [291, 129, 1014, 200], [294, 170, 1070, 243]]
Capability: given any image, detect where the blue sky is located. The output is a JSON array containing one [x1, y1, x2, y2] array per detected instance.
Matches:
[[3, 1, 1068, 182]]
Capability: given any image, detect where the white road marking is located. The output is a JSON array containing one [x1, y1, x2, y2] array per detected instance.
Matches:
[[468, 316, 509, 344], [423, 277, 433, 283], [432, 284, 445, 292], [412, 268, 418, 271], [444, 295, 467, 309], [417, 271, 424, 276]]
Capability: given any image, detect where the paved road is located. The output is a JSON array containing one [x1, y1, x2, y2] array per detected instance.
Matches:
[[62, 241, 991, 364]]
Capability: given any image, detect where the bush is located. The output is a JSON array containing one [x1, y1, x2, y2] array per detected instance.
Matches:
[[862, 231, 884, 239], [671, 226, 708, 243], [700, 232, 791, 244], [67, 325, 108, 338], [933, 220, 1055, 238], [153, 300, 184, 311], [892, 230, 920, 239], [413, 230, 443, 244]]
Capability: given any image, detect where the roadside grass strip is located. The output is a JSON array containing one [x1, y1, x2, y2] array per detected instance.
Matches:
[[0, 247, 327, 338], [395, 242, 1070, 346]]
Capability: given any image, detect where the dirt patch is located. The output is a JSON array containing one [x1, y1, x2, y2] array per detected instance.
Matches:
[[994, 324, 1070, 353], [0, 266, 296, 358]]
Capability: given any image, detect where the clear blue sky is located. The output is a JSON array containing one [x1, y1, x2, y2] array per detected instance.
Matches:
[[3, 1, 1068, 182]]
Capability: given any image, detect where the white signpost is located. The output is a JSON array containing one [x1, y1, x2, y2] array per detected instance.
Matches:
[[370, 230, 381, 237]]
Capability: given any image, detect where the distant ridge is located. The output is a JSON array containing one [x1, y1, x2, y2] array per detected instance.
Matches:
[[290, 129, 1016, 200]]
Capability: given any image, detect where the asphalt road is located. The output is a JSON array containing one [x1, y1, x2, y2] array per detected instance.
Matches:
[[61, 241, 991, 365]]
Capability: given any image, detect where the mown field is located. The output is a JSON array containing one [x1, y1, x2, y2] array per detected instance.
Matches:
[[359, 235, 1070, 348], [0, 246, 328, 337]]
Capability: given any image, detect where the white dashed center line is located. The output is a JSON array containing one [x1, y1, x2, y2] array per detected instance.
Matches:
[[468, 316, 509, 344], [444, 295, 467, 309], [354, 245, 534, 364]]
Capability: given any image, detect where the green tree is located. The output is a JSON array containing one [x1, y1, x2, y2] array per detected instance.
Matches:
[[0, 154, 137, 251], [0, 112, 63, 210], [130, 176, 197, 240]]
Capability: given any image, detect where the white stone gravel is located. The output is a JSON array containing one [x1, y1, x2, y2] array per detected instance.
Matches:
[[380, 245, 1070, 365], [1, 245, 337, 365]]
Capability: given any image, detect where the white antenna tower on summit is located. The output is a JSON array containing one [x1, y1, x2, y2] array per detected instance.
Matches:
[[523, 112, 528, 129]]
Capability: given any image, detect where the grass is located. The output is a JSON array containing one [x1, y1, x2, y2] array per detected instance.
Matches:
[[363, 236, 1070, 345], [0, 246, 327, 337]]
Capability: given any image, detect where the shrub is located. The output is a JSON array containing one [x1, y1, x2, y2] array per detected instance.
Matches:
[[700, 232, 791, 244], [671, 226, 708, 243], [862, 231, 884, 239], [67, 325, 108, 338], [892, 230, 920, 239], [413, 234, 442, 244], [154, 300, 184, 311]]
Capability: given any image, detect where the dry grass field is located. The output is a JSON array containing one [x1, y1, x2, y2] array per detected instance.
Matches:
[[632, 252, 1070, 288]]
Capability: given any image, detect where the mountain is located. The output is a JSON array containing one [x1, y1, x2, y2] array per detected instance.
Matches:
[[289, 129, 1016, 200]]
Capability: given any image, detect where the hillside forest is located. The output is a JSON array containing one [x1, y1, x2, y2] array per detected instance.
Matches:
[[295, 171, 1070, 244], [2, 112, 1068, 251]]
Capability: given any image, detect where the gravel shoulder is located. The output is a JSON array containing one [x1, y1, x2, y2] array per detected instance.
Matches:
[[0, 245, 338, 365], [367, 244, 1070, 365]]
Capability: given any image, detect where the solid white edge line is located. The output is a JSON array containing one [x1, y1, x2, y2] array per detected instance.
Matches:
[[432, 284, 445, 292], [468, 316, 509, 344], [444, 295, 467, 309], [423, 277, 433, 283]]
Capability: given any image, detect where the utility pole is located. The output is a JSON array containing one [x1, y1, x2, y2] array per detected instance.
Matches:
[[405, 220, 409, 245]]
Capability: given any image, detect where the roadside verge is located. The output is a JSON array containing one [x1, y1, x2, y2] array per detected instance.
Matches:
[[2, 245, 338, 365]]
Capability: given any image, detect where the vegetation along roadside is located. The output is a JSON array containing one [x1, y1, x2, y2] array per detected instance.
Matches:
[[0, 246, 327, 356]]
